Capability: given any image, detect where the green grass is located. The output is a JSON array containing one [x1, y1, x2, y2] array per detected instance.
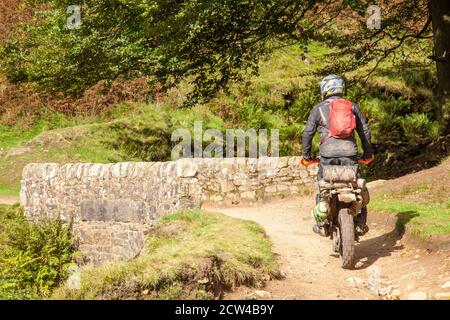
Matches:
[[370, 198, 449, 236], [370, 180, 450, 240], [0, 185, 19, 197], [0, 122, 133, 194], [0, 112, 129, 197], [0, 124, 45, 150], [52, 210, 280, 300], [0, 125, 122, 195], [0, 113, 93, 150], [0, 103, 230, 193], [0, 103, 146, 150]]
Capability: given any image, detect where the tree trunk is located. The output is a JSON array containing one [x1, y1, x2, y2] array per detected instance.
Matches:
[[429, 0, 450, 132]]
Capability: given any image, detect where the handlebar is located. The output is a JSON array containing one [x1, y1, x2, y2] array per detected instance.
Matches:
[[357, 154, 375, 165], [300, 158, 320, 166], [300, 155, 375, 166]]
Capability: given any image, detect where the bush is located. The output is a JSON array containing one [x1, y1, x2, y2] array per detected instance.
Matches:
[[106, 104, 227, 161], [0, 205, 76, 299], [288, 82, 320, 123], [400, 113, 439, 144]]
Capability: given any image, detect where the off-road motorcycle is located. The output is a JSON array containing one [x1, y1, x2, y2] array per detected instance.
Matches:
[[301, 156, 373, 269]]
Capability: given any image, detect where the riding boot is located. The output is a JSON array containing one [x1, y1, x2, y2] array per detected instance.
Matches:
[[355, 206, 369, 236], [312, 194, 329, 237]]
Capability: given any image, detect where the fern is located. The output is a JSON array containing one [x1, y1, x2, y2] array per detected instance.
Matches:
[[0, 205, 76, 299]]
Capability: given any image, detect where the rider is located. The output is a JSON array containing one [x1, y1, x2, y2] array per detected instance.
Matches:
[[301, 74, 374, 236]]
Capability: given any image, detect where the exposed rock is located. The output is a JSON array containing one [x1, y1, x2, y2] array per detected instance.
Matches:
[[241, 190, 257, 200], [248, 290, 272, 299], [435, 292, 450, 300], [219, 180, 235, 193], [390, 289, 402, 299], [346, 277, 365, 288], [175, 159, 198, 177], [360, 257, 369, 262], [440, 281, 450, 289], [197, 278, 209, 284], [407, 292, 428, 300], [6, 146, 31, 158]]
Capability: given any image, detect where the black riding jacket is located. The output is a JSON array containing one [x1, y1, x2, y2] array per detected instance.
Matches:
[[302, 95, 373, 159]]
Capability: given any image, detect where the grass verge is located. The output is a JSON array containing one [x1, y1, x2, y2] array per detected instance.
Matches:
[[0, 123, 128, 194], [52, 210, 280, 300], [369, 182, 450, 242]]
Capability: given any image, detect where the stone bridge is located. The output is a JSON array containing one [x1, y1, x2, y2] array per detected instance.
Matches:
[[20, 157, 317, 264]]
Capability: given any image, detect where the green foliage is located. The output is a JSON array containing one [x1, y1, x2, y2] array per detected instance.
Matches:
[[347, 82, 441, 147], [108, 111, 173, 162], [235, 100, 284, 129], [0, 204, 76, 299], [0, 35, 446, 182], [1, 0, 320, 104], [1, 39, 445, 183], [400, 113, 439, 143], [370, 195, 450, 238], [105, 104, 227, 161], [369, 159, 450, 239], [0, 115, 77, 150], [288, 82, 321, 123]]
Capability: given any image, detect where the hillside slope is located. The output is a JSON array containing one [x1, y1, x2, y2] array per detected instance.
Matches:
[[368, 157, 449, 243], [1, 39, 447, 196]]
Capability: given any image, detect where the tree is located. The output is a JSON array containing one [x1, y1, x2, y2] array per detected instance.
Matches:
[[335, 0, 448, 131], [2, 0, 321, 103], [429, 0, 450, 130], [1, 0, 448, 112]]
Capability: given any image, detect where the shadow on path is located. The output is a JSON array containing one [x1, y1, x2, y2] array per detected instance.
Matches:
[[352, 211, 419, 269]]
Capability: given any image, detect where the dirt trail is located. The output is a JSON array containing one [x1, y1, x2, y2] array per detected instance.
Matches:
[[2, 173, 448, 299], [207, 198, 450, 300], [0, 196, 19, 205]]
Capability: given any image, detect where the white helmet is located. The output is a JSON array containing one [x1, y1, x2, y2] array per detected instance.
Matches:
[[319, 74, 345, 100]]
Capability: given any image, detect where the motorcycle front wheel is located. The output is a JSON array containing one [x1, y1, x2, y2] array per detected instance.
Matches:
[[338, 208, 355, 269]]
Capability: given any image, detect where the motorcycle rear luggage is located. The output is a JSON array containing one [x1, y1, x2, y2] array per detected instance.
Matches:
[[322, 165, 358, 183]]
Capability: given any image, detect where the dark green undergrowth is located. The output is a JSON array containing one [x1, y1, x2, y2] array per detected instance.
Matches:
[[0, 204, 76, 299], [52, 210, 280, 300]]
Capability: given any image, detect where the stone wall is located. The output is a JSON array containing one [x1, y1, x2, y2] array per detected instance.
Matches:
[[20, 157, 317, 264], [192, 157, 316, 205]]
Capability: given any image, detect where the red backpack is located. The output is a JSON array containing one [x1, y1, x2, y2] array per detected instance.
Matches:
[[319, 99, 356, 142]]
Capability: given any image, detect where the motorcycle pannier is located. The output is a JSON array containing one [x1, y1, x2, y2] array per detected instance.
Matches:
[[322, 165, 358, 183]]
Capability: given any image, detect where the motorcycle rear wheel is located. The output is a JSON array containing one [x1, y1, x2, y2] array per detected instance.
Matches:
[[338, 208, 355, 269]]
